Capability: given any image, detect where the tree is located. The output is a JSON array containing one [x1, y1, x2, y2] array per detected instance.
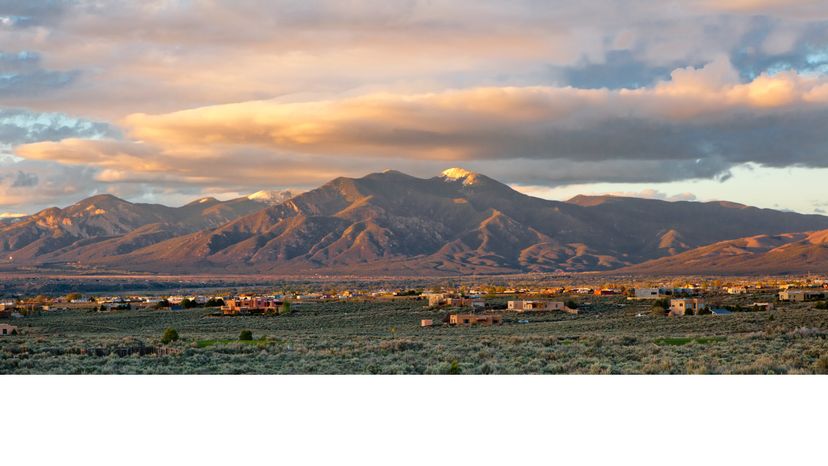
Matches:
[[239, 330, 253, 341], [205, 297, 224, 307], [565, 299, 578, 310], [161, 328, 179, 344], [155, 299, 170, 309], [66, 293, 82, 301], [279, 301, 292, 315]]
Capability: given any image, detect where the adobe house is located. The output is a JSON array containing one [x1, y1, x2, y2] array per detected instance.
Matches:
[[0, 323, 19, 336], [420, 319, 433, 327], [669, 298, 706, 316], [778, 289, 825, 302], [508, 300, 575, 314], [449, 314, 502, 326], [221, 296, 283, 315]]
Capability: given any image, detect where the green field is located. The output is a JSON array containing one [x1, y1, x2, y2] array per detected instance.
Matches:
[[2, 297, 828, 374]]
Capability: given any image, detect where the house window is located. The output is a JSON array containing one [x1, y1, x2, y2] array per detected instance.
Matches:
[[2, 329, 6, 335]]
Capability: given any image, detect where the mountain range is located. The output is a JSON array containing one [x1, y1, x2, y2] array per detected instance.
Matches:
[[2, 168, 827, 275]]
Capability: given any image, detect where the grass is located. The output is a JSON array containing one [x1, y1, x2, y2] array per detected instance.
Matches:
[[195, 338, 278, 348], [655, 336, 726, 346], [1, 295, 826, 374]]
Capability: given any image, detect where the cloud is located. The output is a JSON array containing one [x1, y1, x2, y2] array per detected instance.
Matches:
[[3, 1, 828, 213], [0, 50, 80, 97], [2, 1, 826, 119], [15, 58, 828, 189]]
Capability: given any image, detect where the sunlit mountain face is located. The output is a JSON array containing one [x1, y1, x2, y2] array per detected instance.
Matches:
[[3, 1, 828, 218], [3, 169, 828, 275]]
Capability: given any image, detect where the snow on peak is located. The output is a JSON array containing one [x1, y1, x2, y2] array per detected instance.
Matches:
[[247, 190, 295, 204], [441, 167, 479, 185]]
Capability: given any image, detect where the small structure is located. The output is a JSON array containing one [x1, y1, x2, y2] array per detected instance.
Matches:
[[448, 314, 502, 326], [710, 308, 732, 316], [752, 302, 774, 311], [669, 298, 706, 316], [0, 323, 18, 336], [508, 300, 575, 314], [778, 289, 825, 302], [420, 319, 433, 327]]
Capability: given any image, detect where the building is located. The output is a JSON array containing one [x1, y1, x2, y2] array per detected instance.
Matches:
[[779, 289, 826, 302], [726, 286, 748, 295], [420, 319, 433, 327], [669, 298, 706, 316], [425, 293, 484, 309], [508, 300, 574, 314], [594, 289, 621, 296], [448, 314, 502, 326], [221, 296, 283, 315], [752, 302, 774, 311], [633, 288, 666, 299], [0, 323, 18, 336]]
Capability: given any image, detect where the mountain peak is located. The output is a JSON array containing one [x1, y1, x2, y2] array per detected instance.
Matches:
[[441, 167, 480, 185], [247, 190, 295, 204]]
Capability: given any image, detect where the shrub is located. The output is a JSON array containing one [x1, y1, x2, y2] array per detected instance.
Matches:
[[565, 299, 578, 310], [448, 360, 461, 375], [239, 330, 253, 341], [279, 302, 292, 315], [815, 356, 828, 374], [161, 328, 179, 344]]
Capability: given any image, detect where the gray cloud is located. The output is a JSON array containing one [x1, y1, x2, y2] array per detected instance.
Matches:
[[0, 108, 118, 153]]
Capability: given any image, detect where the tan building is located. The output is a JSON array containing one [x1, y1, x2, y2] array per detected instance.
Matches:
[[0, 324, 18, 336], [426, 294, 484, 309], [420, 319, 433, 327], [449, 314, 502, 326], [778, 289, 825, 302], [669, 298, 706, 316], [221, 296, 283, 315], [508, 300, 574, 313]]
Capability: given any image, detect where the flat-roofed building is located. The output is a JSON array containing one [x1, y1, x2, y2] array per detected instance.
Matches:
[[779, 289, 825, 302], [508, 300, 573, 313], [669, 298, 706, 316], [448, 314, 502, 326]]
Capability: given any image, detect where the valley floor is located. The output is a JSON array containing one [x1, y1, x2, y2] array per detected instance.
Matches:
[[2, 297, 828, 374]]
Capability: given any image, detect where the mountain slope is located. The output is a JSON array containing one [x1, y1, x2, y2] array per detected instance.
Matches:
[[619, 230, 828, 274], [0, 194, 273, 263], [87, 168, 828, 275]]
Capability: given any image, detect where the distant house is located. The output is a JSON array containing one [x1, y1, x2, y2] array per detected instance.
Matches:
[[221, 296, 283, 315], [778, 289, 825, 302], [0, 323, 18, 336], [633, 288, 665, 299], [448, 314, 502, 326], [669, 298, 706, 316], [508, 300, 575, 314], [752, 302, 774, 311], [594, 289, 621, 296], [420, 319, 433, 327], [425, 293, 484, 309], [726, 286, 748, 295]]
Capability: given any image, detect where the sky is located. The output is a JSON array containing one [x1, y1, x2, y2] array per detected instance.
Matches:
[[2, 0, 828, 215]]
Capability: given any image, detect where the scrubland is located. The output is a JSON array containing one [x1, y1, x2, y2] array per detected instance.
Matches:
[[2, 296, 827, 374]]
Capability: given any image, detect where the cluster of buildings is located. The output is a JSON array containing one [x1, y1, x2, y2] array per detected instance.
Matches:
[[220, 296, 286, 315]]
